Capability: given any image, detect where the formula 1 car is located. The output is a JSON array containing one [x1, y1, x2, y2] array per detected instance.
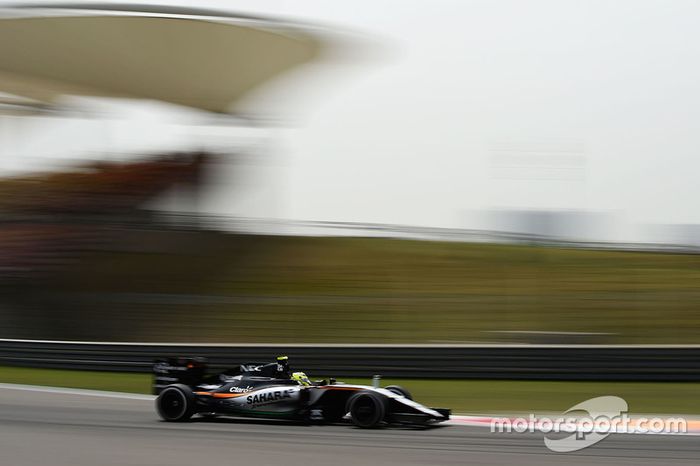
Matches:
[[153, 356, 450, 428]]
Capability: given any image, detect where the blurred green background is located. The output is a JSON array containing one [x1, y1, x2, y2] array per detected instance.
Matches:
[[4, 230, 700, 343]]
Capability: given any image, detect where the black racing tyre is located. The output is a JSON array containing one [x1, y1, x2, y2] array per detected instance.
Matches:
[[347, 391, 387, 428], [384, 385, 413, 400], [156, 384, 195, 422]]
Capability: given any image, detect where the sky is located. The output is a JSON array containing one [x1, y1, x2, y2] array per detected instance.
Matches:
[[1, 0, 700, 239]]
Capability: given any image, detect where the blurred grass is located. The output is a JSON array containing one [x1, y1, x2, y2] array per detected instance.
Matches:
[[0, 366, 150, 394], [1, 366, 697, 414], [48, 233, 700, 343]]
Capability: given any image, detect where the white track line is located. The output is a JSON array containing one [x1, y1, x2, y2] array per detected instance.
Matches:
[[0, 383, 155, 401]]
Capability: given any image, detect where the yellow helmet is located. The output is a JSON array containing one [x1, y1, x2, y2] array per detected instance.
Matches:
[[291, 371, 312, 386]]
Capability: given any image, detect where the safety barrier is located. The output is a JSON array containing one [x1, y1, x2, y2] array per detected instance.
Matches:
[[1, 339, 698, 380]]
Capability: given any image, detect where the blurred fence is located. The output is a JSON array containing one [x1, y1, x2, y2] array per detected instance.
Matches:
[[1, 339, 699, 381]]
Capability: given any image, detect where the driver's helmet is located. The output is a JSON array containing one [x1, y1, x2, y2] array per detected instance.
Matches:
[[291, 372, 312, 386]]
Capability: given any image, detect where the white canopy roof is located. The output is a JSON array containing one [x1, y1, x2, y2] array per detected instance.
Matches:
[[0, 4, 324, 113]]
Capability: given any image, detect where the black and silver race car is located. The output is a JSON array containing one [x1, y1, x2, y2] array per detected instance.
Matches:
[[153, 356, 450, 428]]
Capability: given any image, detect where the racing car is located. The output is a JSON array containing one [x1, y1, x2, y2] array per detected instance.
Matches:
[[153, 355, 450, 428]]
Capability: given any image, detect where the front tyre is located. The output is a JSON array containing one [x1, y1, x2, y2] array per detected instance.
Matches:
[[384, 385, 413, 400], [347, 391, 387, 428], [156, 384, 195, 422]]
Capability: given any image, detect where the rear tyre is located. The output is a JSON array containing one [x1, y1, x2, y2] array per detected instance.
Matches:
[[156, 384, 195, 422], [347, 391, 387, 428], [384, 385, 413, 400]]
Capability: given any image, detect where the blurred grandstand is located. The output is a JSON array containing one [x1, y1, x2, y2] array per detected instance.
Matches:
[[0, 152, 207, 279]]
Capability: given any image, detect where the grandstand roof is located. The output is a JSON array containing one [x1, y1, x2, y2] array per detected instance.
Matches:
[[0, 4, 324, 113]]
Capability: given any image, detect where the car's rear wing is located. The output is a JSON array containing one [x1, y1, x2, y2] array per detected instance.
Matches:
[[152, 357, 207, 395]]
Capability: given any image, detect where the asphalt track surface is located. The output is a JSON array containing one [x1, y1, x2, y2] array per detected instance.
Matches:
[[0, 386, 697, 466]]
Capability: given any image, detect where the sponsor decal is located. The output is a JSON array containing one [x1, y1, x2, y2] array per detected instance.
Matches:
[[247, 389, 293, 405], [229, 385, 253, 393], [153, 362, 192, 373], [240, 364, 262, 372], [153, 362, 183, 374], [155, 376, 179, 382]]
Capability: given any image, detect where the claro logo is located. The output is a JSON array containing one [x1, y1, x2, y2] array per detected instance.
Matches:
[[247, 389, 293, 405], [229, 386, 253, 393]]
